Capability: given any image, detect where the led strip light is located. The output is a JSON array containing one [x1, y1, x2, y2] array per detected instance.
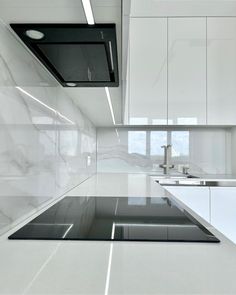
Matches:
[[81, 0, 116, 125], [81, 0, 95, 25], [16, 87, 75, 125]]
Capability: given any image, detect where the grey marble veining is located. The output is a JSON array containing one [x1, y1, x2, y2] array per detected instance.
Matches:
[[97, 127, 231, 175], [0, 20, 96, 234]]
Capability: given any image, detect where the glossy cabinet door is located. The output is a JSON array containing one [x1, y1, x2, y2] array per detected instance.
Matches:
[[210, 187, 236, 243], [164, 186, 210, 222], [129, 18, 168, 125], [168, 18, 207, 125], [207, 17, 236, 125]]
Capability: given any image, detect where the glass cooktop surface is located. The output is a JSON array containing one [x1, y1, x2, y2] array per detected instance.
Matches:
[[9, 196, 219, 242]]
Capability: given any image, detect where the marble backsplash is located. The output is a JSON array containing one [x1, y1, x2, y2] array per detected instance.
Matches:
[[0, 21, 96, 234], [97, 127, 231, 175]]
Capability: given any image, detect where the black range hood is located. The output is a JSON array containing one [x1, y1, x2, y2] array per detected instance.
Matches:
[[10, 23, 119, 87]]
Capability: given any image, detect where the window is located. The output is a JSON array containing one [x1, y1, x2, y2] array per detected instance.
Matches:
[[127, 130, 190, 159], [128, 131, 146, 155], [150, 131, 167, 156], [171, 131, 189, 157]]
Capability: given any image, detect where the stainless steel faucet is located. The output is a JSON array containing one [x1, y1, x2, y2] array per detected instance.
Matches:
[[159, 145, 174, 174]]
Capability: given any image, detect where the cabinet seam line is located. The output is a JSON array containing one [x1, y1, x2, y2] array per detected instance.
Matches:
[[167, 17, 169, 125], [206, 17, 208, 125]]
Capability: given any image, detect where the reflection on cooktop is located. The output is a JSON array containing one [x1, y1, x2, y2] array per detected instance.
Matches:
[[8, 196, 220, 242]]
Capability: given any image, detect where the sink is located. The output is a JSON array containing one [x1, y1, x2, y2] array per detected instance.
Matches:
[[150, 173, 201, 186], [150, 173, 236, 187], [156, 179, 236, 187], [149, 174, 199, 179], [186, 175, 199, 179]]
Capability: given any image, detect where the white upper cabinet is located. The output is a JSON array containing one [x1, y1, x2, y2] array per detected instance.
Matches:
[[168, 18, 207, 125], [207, 17, 236, 125], [126, 16, 236, 126], [129, 18, 168, 125]]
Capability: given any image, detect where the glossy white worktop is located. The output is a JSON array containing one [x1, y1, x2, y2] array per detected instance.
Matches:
[[1, 173, 236, 295], [67, 173, 167, 198]]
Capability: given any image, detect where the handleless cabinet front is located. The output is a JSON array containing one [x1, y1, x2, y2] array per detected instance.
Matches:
[[129, 18, 168, 125], [168, 18, 207, 125], [207, 17, 236, 125]]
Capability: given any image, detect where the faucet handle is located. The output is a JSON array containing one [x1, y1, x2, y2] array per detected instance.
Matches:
[[183, 166, 189, 175], [160, 164, 175, 169]]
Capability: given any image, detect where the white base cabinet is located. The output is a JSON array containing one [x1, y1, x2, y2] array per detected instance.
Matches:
[[165, 185, 236, 244], [164, 186, 210, 222], [210, 187, 236, 243]]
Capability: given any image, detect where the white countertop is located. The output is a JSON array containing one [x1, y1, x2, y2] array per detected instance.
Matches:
[[1, 173, 236, 295]]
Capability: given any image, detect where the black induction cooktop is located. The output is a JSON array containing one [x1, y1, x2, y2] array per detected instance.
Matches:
[[8, 196, 219, 242]]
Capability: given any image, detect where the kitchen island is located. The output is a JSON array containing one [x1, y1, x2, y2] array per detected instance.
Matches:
[[1, 173, 236, 295]]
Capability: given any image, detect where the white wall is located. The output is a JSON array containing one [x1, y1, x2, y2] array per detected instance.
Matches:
[[0, 20, 96, 234], [97, 127, 231, 175]]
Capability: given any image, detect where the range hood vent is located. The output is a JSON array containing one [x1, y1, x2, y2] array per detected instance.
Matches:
[[10, 23, 119, 87]]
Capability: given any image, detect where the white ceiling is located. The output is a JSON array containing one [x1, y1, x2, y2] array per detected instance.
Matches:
[[0, 0, 123, 126]]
